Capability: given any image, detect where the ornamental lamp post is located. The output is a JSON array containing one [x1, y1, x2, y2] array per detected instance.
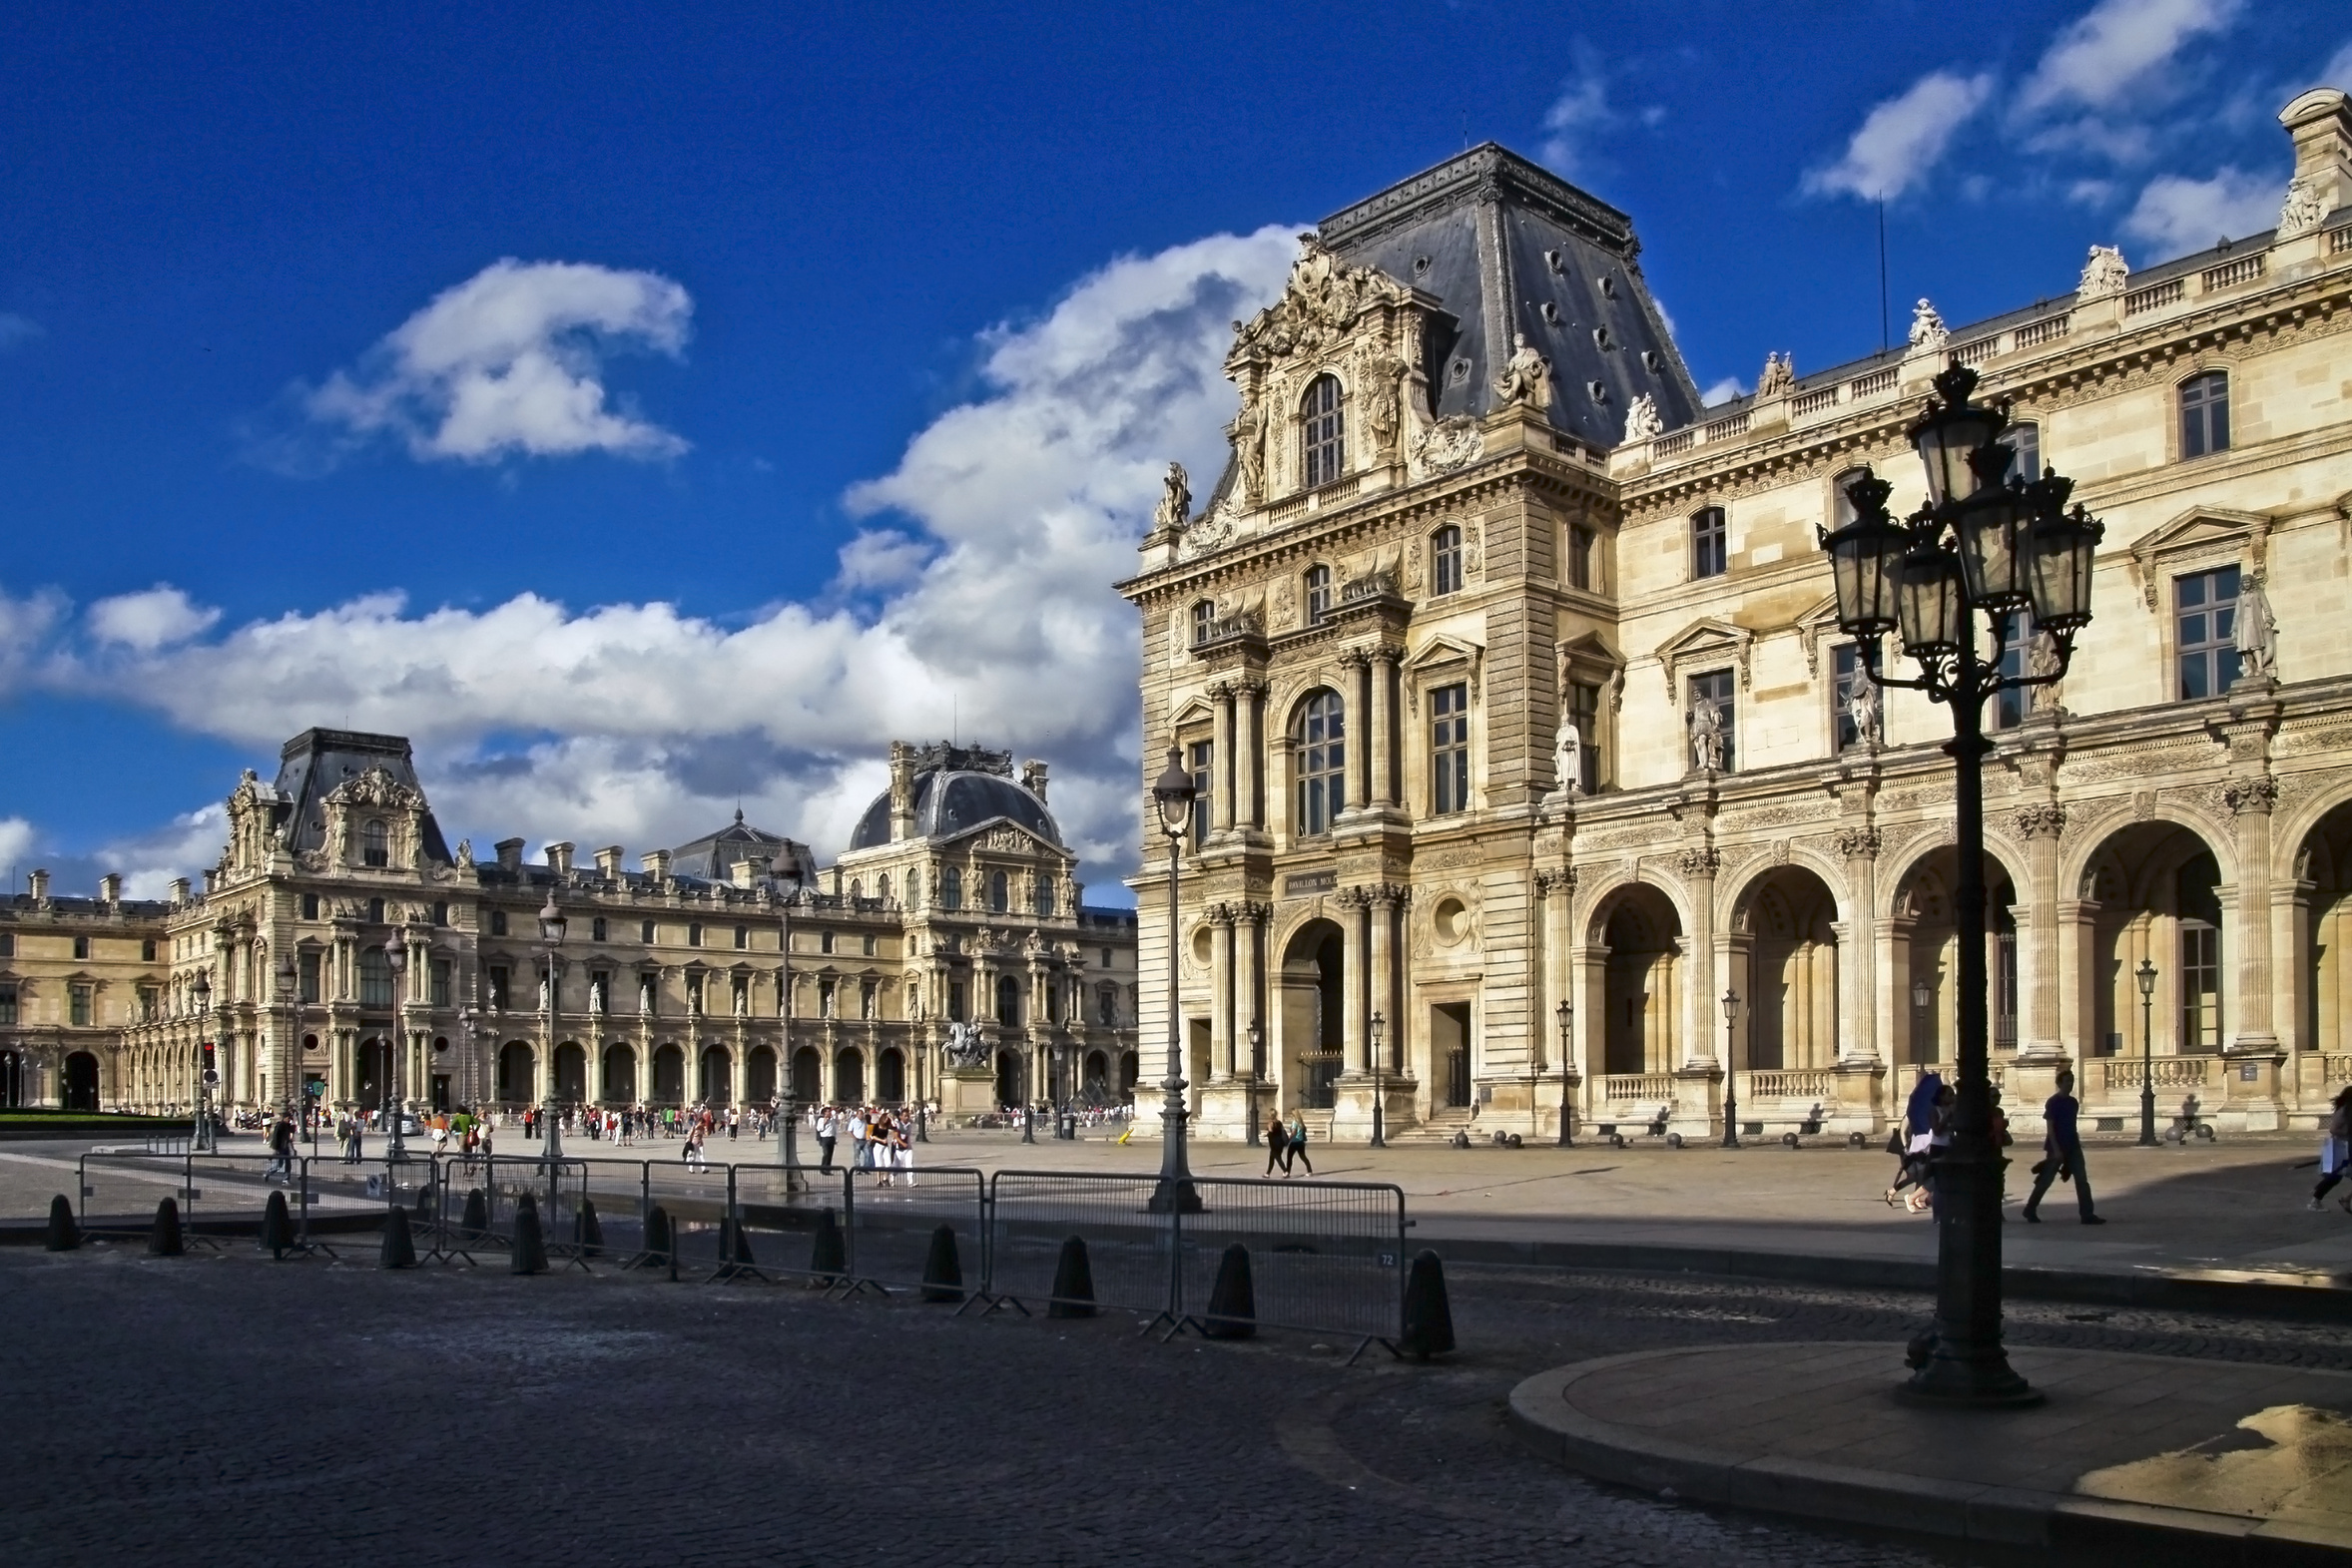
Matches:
[[1148, 749, 1200, 1213], [1819, 359, 2102, 1407], [1555, 999, 1575, 1148], [382, 936, 408, 1165], [192, 970, 217, 1153], [2135, 958, 2159, 1147], [275, 954, 301, 1155], [1369, 1011, 1387, 1149], [1720, 989, 1742, 1150], [1246, 1018, 1263, 1146], [537, 893, 567, 1168]]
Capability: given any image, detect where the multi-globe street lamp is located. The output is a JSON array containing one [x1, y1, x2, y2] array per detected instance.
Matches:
[[2136, 958, 2159, 1147], [1818, 359, 2104, 1406], [382, 937, 408, 1166], [1148, 749, 1200, 1213], [1246, 1018, 1263, 1147]]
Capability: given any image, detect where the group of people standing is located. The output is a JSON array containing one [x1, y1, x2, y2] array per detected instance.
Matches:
[[810, 1104, 919, 1187]]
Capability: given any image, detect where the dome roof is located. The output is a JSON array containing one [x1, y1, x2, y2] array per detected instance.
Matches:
[[849, 769, 1061, 851]]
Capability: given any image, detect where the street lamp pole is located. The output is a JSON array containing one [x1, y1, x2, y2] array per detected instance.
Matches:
[[2135, 958, 2158, 1146], [1148, 749, 1200, 1213], [1720, 989, 1742, 1149], [382, 935, 407, 1166], [275, 954, 297, 1155], [1555, 999, 1575, 1148], [536, 895, 568, 1201], [1246, 1018, 1263, 1147], [1369, 1012, 1387, 1149], [1820, 359, 2103, 1406], [192, 970, 218, 1153]]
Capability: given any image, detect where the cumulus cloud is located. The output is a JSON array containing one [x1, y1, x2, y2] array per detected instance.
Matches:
[[0, 816, 33, 879], [1700, 375, 1745, 406], [0, 584, 67, 695], [99, 805, 229, 901], [46, 227, 1301, 895], [1538, 46, 1615, 179], [1804, 70, 1995, 202], [293, 259, 693, 466], [88, 585, 222, 652], [2122, 166, 2280, 254], [2017, 0, 2242, 118]]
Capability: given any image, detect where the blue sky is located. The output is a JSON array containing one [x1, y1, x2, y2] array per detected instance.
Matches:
[[1, 0, 2345, 902]]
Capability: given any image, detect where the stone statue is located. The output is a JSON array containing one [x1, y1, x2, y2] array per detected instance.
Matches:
[[2076, 244, 2128, 300], [1366, 356, 1403, 456], [1153, 461, 1191, 533], [1622, 392, 1663, 443], [1907, 298, 1949, 354], [1231, 401, 1266, 501], [1846, 670, 1881, 746], [453, 838, 472, 867], [1689, 695, 1725, 773], [2278, 177, 2328, 241], [1494, 332, 1553, 410], [2027, 629, 2065, 712], [944, 1020, 991, 1068], [2235, 575, 2278, 681], [1756, 351, 1795, 398], [1554, 714, 1584, 795]]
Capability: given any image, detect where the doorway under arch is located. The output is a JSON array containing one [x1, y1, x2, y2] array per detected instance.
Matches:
[[746, 1045, 777, 1104], [497, 1041, 535, 1104], [994, 1047, 1023, 1109], [1730, 866, 1842, 1070], [878, 1047, 905, 1103], [1280, 918, 1345, 1109], [2299, 798, 2352, 1060], [359, 1038, 393, 1111], [791, 1046, 822, 1103], [698, 1045, 732, 1105], [1082, 1048, 1109, 1102], [601, 1043, 636, 1104], [652, 1044, 685, 1103], [1595, 884, 1683, 1075], [555, 1042, 587, 1104], [63, 1050, 100, 1111], [2076, 821, 2228, 1063], [1892, 847, 2021, 1066], [835, 1047, 865, 1104]]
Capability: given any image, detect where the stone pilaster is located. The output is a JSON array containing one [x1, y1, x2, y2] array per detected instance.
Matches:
[[2014, 804, 2068, 1061]]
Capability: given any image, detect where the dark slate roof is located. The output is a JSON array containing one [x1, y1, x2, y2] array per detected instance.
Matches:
[[1315, 143, 1704, 451], [0, 895, 173, 919], [274, 729, 453, 864], [668, 810, 815, 884], [848, 770, 1061, 851]]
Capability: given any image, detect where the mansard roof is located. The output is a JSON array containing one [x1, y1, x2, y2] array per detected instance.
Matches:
[[274, 728, 453, 865], [669, 810, 815, 884]]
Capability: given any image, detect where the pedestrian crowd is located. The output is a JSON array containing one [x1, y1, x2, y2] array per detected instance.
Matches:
[[810, 1104, 921, 1186]]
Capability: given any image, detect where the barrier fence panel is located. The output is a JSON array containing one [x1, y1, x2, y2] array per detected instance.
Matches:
[[986, 1173, 1177, 1318], [1180, 1178, 1405, 1349], [828, 1168, 989, 1297], [462, 1155, 593, 1266], [76, 1152, 196, 1234]]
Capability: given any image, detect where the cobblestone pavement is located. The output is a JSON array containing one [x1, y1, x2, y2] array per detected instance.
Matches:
[[10, 1242, 2349, 1568]]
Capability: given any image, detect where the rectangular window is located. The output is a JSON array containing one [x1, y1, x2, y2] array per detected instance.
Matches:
[[688, 974, 706, 1014], [1990, 613, 2034, 730], [861, 980, 877, 1020], [431, 901, 448, 927], [2176, 567, 2241, 700], [2180, 922, 2221, 1049], [591, 916, 607, 943], [1188, 739, 1213, 848], [0, 932, 12, 957], [70, 984, 93, 1027], [141, 937, 157, 963], [1565, 524, 1594, 591], [1098, 986, 1116, 1026], [0, 984, 17, 1024], [863, 934, 878, 957], [2001, 422, 2041, 484], [427, 959, 451, 1008], [73, 935, 90, 961], [819, 929, 836, 955], [137, 986, 157, 1022], [1430, 683, 1470, 815], [1567, 680, 1602, 792], [1432, 527, 1462, 596], [1101, 946, 1113, 968], [817, 978, 835, 1019], [688, 922, 703, 948], [590, 971, 609, 1014], [301, 892, 319, 920], [1689, 670, 1737, 772], [640, 919, 656, 943], [1691, 507, 1727, 580], [489, 910, 508, 937], [2180, 372, 2229, 459], [949, 980, 967, 1023], [298, 950, 321, 1004], [488, 966, 510, 1010], [733, 924, 749, 950]]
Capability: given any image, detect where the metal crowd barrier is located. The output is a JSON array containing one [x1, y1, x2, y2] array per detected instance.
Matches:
[[75, 1151, 348, 1254]]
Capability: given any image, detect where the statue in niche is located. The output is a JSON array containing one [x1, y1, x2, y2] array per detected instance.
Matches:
[[2027, 629, 2065, 712], [2076, 244, 2128, 300], [1689, 695, 1725, 773], [1756, 352, 1795, 398], [1366, 356, 1403, 457], [1907, 298, 1949, 354], [1847, 669, 1882, 745], [1153, 462, 1191, 533], [1553, 713, 1584, 795], [1622, 392, 1663, 443], [1494, 333, 1553, 410], [2235, 575, 2278, 682], [1230, 401, 1267, 502]]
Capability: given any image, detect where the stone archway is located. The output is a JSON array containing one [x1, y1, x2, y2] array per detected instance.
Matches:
[[496, 1041, 535, 1105], [63, 1050, 100, 1112], [698, 1045, 732, 1105], [993, 1047, 1022, 1109], [1890, 847, 2022, 1069], [601, 1043, 636, 1104], [2076, 820, 2229, 1070], [791, 1046, 822, 1103], [878, 1047, 905, 1103], [554, 1042, 588, 1104], [835, 1047, 866, 1104], [746, 1045, 778, 1104], [1082, 1048, 1109, 1101], [1729, 865, 1842, 1071], [1279, 917, 1345, 1110], [359, 1038, 394, 1111], [2298, 797, 2352, 1072], [652, 1043, 685, 1104], [1592, 884, 1682, 1076]]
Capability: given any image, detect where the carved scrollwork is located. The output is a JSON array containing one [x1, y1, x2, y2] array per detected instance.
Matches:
[[1671, 846, 1721, 879], [2224, 777, 2279, 816], [1832, 826, 1884, 860], [2014, 804, 2068, 840]]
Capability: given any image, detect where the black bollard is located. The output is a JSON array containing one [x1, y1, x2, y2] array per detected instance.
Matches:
[[920, 1224, 963, 1304], [149, 1197, 185, 1257], [260, 1190, 295, 1259], [1203, 1243, 1256, 1340], [1048, 1235, 1096, 1318], [45, 1195, 79, 1252], [809, 1207, 847, 1284], [380, 1205, 417, 1269], [575, 1197, 604, 1259], [630, 1205, 673, 1271], [509, 1191, 548, 1275], [717, 1217, 757, 1267], [460, 1187, 489, 1243], [1400, 1250, 1455, 1360]]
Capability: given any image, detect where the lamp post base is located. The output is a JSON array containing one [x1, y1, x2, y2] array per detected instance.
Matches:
[[2138, 1084, 2158, 1147]]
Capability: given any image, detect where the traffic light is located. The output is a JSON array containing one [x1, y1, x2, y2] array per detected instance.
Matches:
[[202, 1042, 217, 1071]]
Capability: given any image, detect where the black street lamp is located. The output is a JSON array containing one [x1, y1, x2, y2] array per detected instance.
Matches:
[[192, 970, 217, 1153], [1555, 999, 1575, 1147], [2135, 958, 2158, 1147], [1720, 989, 1742, 1150], [1148, 749, 1200, 1212], [1369, 1011, 1387, 1149], [536, 894, 567, 1181], [1246, 1018, 1263, 1146], [383, 936, 408, 1165], [1819, 359, 2102, 1406], [1021, 1033, 1037, 1144]]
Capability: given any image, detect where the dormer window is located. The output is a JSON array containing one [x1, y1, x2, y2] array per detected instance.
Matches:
[[1306, 564, 1333, 626], [360, 818, 389, 867], [1302, 374, 1346, 488]]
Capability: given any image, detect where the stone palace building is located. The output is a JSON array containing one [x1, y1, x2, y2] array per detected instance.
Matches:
[[1121, 89, 2352, 1143], [0, 730, 1138, 1117]]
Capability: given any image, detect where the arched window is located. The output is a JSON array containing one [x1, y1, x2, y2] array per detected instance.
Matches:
[[1305, 564, 1333, 626], [996, 973, 1022, 1026], [989, 869, 1009, 913], [1033, 873, 1054, 915], [1301, 374, 1346, 487], [877, 873, 891, 904], [942, 867, 962, 911], [1831, 466, 1872, 528], [905, 869, 921, 907], [848, 879, 862, 902], [2179, 371, 2229, 459], [1296, 689, 1347, 836], [360, 818, 389, 867], [1432, 525, 1463, 596], [1192, 599, 1214, 646]]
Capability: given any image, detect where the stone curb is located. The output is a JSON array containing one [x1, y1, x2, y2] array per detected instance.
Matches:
[[1507, 1343, 2352, 1565]]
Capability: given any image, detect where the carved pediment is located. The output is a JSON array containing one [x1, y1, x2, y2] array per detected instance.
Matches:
[[1654, 617, 1756, 698], [1228, 237, 1414, 368], [2127, 507, 2273, 611], [324, 766, 425, 811], [1404, 634, 1484, 713]]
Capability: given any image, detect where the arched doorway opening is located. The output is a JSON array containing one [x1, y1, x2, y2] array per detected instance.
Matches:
[[834, 1047, 865, 1104], [1082, 1048, 1109, 1102], [359, 1038, 393, 1111], [1595, 885, 1683, 1076], [496, 1041, 535, 1105], [63, 1050, 100, 1111], [878, 1046, 905, 1103], [698, 1045, 732, 1105], [1891, 848, 2021, 1068], [994, 1047, 1023, 1109], [555, 1042, 587, 1104], [601, 1043, 636, 1104], [1279, 918, 1345, 1109], [1118, 1050, 1139, 1099], [1729, 867, 1842, 1071], [652, 1044, 685, 1104], [2075, 822, 2225, 1073], [746, 1045, 777, 1104], [791, 1046, 822, 1103], [2299, 799, 2352, 1067]]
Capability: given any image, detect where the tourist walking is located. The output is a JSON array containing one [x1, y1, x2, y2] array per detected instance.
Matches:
[[816, 1106, 839, 1174], [266, 1113, 296, 1182], [1264, 1107, 1289, 1177], [684, 1120, 710, 1173], [1886, 1072, 1942, 1214], [2024, 1068, 2102, 1224], [892, 1115, 916, 1188], [2309, 1086, 2352, 1211], [1284, 1112, 1312, 1177]]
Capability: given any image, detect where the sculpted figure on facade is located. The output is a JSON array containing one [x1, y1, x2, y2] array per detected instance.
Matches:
[[1365, 353, 1404, 458], [1553, 714, 1583, 795], [1622, 391, 1663, 443], [1755, 351, 1795, 398], [1494, 332, 1553, 410], [1907, 297, 1949, 354], [1153, 462, 1191, 533], [2076, 244, 2128, 300], [1847, 668, 1882, 746], [2027, 629, 2065, 712], [2236, 575, 2278, 681], [1230, 236, 1409, 364], [1229, 400, 1267, 502], [2277, 177, 2328, 241], [1689, 694, 1725, 772]]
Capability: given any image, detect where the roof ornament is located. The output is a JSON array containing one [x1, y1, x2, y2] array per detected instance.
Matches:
[[1906, 298, 1949, 355], [1494, 332, 1553, 411], [2075, 244, 2128, 300], [1152, 462, 1191, 533], [1756, 352, 1796, 399], [2278, 176, 2328, 240], [1622, 393, 1663, 444]]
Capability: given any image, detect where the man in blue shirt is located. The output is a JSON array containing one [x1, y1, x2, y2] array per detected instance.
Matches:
[[2024, 1068, 2103, 1224]]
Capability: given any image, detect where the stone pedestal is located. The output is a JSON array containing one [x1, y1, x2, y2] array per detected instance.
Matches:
[[1828, 1060, 1888, 1136], [2003, 1054, 2070, 1142], [1196, 1079, 1270, 1143], [935, 1066, 999, 1125], [1328, 1073, 1423, 1144], [1671, 1065, 1724, 1141], [2219, 1049, 2287, 1134]]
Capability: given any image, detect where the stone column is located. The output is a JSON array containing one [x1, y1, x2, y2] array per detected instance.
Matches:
[[1834, 827, 1882, 1064], [1242, 679, 1268, 831], [2223, 776, 2285, 1129], [1370, 647, 1400, 809], [1210, 903, 1236, 1083], [1341, 650, 1373, 811], [1367, 885, 1398, 1069], [1211, 682, 1238, 836], [1339, 888, 1369, 1073], [1238, 903, 1267, 1077], [1671, 846, 1724, 1138]]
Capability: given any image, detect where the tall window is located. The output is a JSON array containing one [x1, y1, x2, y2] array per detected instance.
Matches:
[[1296, 689, 1347, 835], [1691, 507, 1727, 580], [1689, 670, 1736, 772], [1305, 564, 1333, 626], [0, 984, 14, 1024], [1192, 600, 1213, 645], [878, 873, 891, 904], [863, 933, 878, 957], [591, 916, 607, 943], [989, 870, 1008, 913], [2000, 421, 2041, 484], [943, 867, 963, 910], [366, 897, 384, 925], [639, 919, 655, 943], [2178, 853, 2223, 1050], [72, 935, 90, 960], [141, 937, 158, 962], [1302, 373, 1346, 488], [1188, 740, 1212, 848], [360, 818, 389, 867], [1566, 680, 1602, 791], [1831, 468, 1869, 528], [301, 893, 319, 920], [1990, 613, 2035, 730], [1098, 985, 1117, 1026], [430, 959, 453, 1008], [1565, 524, 1594, 591], [2176, 566, 2241, 699], [358, 947, 393, 1008], [1832, 645, 1877, 752], [70, 984, 92, 1027], [996, 973, 1021, 1026], [1430, 683, 1470, 814], [949, 980, 967, 1023], [688, 922, 704, 948], [298, 951, 321, 1004], [734, 924, 749, 950], [1432, 526, 1463, 596], [1034, 874, 1054, 916], [488, 966, 510, 1010], [819, 930, 835, 955], [490, 910, 508, 937], [2179, 371, 2229, 459]]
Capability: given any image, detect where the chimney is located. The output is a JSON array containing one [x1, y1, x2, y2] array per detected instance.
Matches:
[[1022, 759, 1050, 801], [29, 868, 49, 902], [735, 853, 772, 889], [2281, 90, 2352, 224], [99, 873, 122, 903], [546, 840, 575, 875], [170, 876, 191, 905], [594, 844, 625, 879], [643, 849, 672, 881], [494, 837, 525, 871]]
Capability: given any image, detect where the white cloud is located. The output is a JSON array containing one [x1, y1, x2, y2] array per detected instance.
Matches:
[[1701, 375, 1745, 405], [2122, 166, 2281, 255], [832, 529, 932, 594], [0, 584, 67, 695], [1538, 47, 1615, 179], [88, 585, 221, 652], [297, 259, 693, 465], [2067, 178, 2120, 207], [0, 313, 41, 350], [0, 817, 33, 878], [2017, 0, 2242, 118], [100, 805, 228, 901], [1804, 70, 1995, 202]]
